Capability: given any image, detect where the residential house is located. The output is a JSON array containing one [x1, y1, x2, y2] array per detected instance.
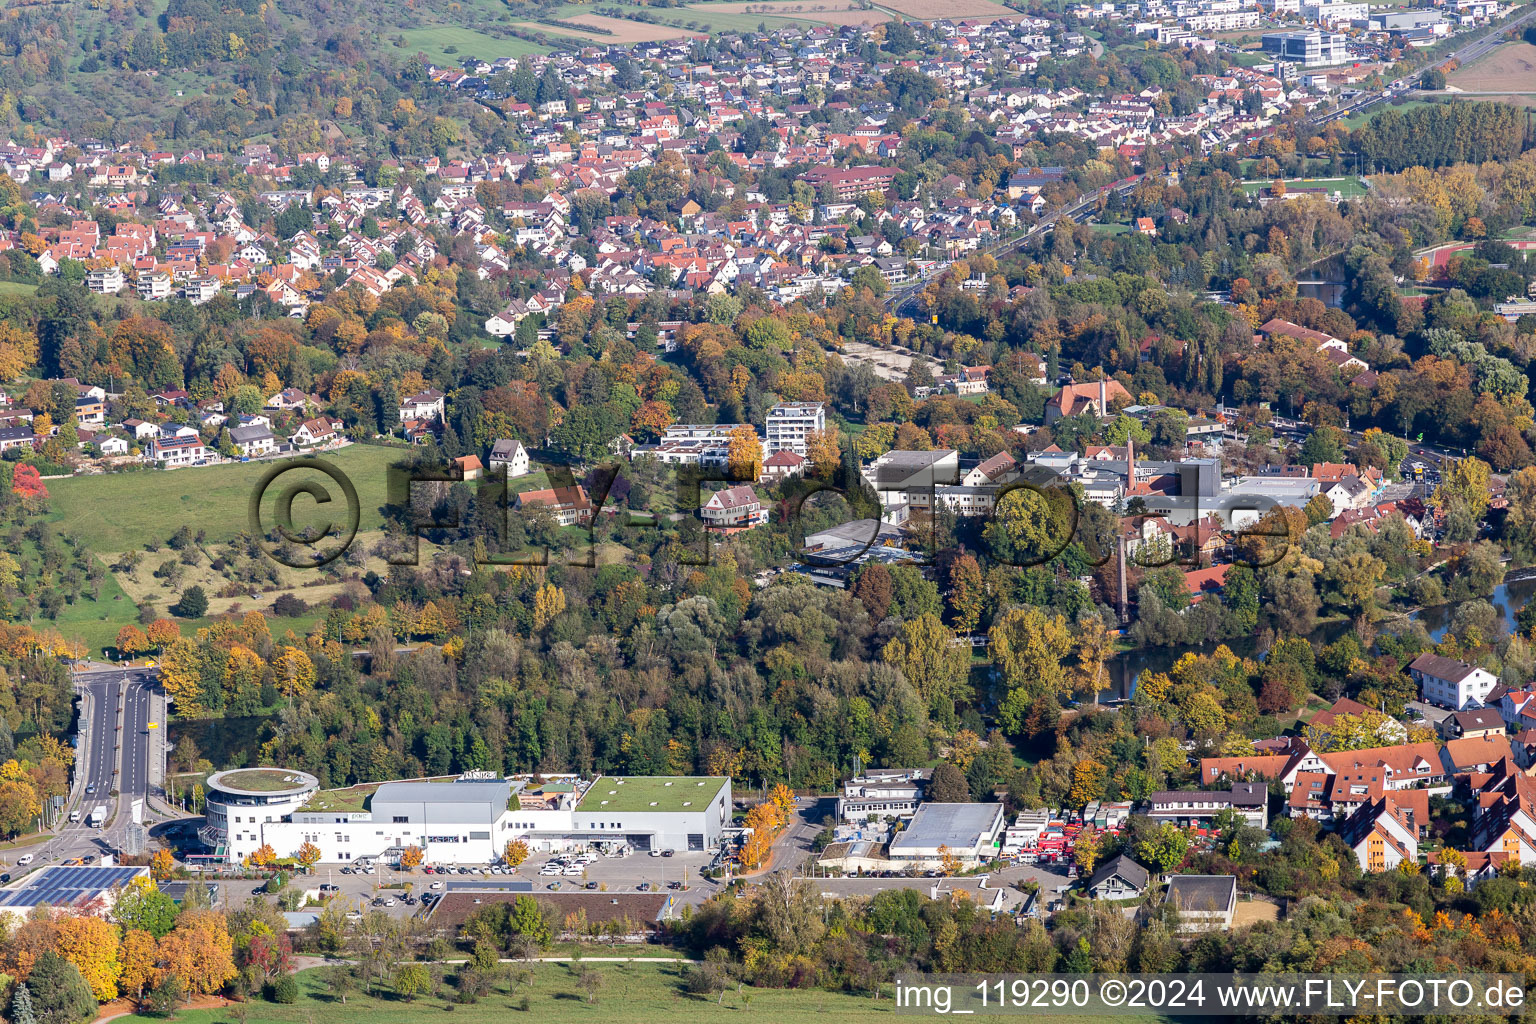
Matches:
[[1339, 790, 1428, 872], [1044, 379, 1132, 424], [700, 485, 766, 528], [1409, 653, 1499, 710], [489, 439, 531, 478], [1441, 735, 1513, 775], [1164, 875, 1237, 932], [452, 454, 484, 481], [1145, 783, 1268, 828], [146, 434, 209, 467], [1441, 707, 1507, 741], [1084, 854, 1150, 901], [399, 389, 446, 423], [515, 485, 593, 526], [760, 449, 807, 483], [292, 416, 343, 447], [228, 424, 276, 457], [266, 388, 316, 412]]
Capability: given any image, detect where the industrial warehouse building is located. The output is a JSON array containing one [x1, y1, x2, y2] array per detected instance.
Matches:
[[0, 864, 148, 922], [200, 769, 732, 865], [887, 802, 1007, 868]]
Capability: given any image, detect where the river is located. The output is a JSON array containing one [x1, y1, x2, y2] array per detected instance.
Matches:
[[1098, 573, 1536, 703]]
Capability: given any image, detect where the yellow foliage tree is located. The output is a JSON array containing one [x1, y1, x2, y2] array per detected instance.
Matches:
[[55, 914, 121, 1002], [399, 845, 424, 869], [726, 424, 763, 482], [159, 638, 205, 717], [119, 928, 158, 1002], [503, 839, 530, 868], [150, 848, 175, 882], [532, 583, 567, 631], [271, 646, 316, 700], [246, 843, 277, 869]]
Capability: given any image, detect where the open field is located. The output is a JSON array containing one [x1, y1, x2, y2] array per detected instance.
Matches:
[[683, 0, 895, 25], [876, 0, 1021, 18], [1337, 97, 1436, 129], [108, 526, 393, 621], [838, 340, 945, 383], [398, 26, 555, 62], [512, 13, 707, 42], [0, 282, 38, 298], [1447, 40, 1536, 91], [109, 963, 1171, 1024], [1233, 900, 1281, 927], [44, 445, 405, 550], [34, 567, 140, 656]]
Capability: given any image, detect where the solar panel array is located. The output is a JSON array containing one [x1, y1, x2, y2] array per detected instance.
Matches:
[[0, 866, 144, 907], [445, 880, 533, 893]]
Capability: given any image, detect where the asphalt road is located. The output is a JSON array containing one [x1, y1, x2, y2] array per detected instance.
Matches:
[[2, 667, 169, 875]]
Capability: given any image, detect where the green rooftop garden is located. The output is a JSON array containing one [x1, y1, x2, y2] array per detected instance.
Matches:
[[217, 769, 311, 793], [575, 776, 727, 814], [300, 784, 379, 813]]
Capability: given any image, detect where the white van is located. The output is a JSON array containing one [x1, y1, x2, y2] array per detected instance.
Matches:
[[69, 810, 81, 823]]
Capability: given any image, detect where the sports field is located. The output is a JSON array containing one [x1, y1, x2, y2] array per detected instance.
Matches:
[[1238, 177, 1368, 197]]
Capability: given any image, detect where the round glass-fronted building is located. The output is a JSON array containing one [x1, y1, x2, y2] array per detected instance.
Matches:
[[201, 768, 319, 861]]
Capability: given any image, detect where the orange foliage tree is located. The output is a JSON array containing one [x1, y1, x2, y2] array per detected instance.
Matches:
[[54, 915, 121, 1002], [150, 849, 175, 882]]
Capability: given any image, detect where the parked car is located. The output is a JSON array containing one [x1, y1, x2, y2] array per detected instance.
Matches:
[[585, 881, 599, 890], [429, 881, 444, 889], [661, 850, 674, 858], [382, 898, 396, 907]]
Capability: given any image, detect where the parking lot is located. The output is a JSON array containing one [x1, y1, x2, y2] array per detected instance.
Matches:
[[181, 843, 727, 922]]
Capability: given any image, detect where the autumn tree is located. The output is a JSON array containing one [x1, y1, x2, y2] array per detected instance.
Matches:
[[246, 844, 277, 869], [270, 646, 316, 701], [946, 554, 985, 635], [145, 619, 180, 653], [726, 424, 763, 481], [399, 845, 424, 869], [1068, 758, 1107, 809], [119, 929, 158, 1004], [532, 583, 567, 632], [881, 613, 971, 719], [1072, 620, 1114, 705], [115, 626, 149, 659], [990, 605, 1073, 732], [1075, 828, 1102, 875], [503, 839, 530, 868], [150, 848, 175, 882], [805, 426, 841, 478], [630, 400, 675, 441], [1136, 823, 1191, 875], [157, 910, 238, 996], [55, 915, 121, 1002], [295, 842, 321, 872]]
